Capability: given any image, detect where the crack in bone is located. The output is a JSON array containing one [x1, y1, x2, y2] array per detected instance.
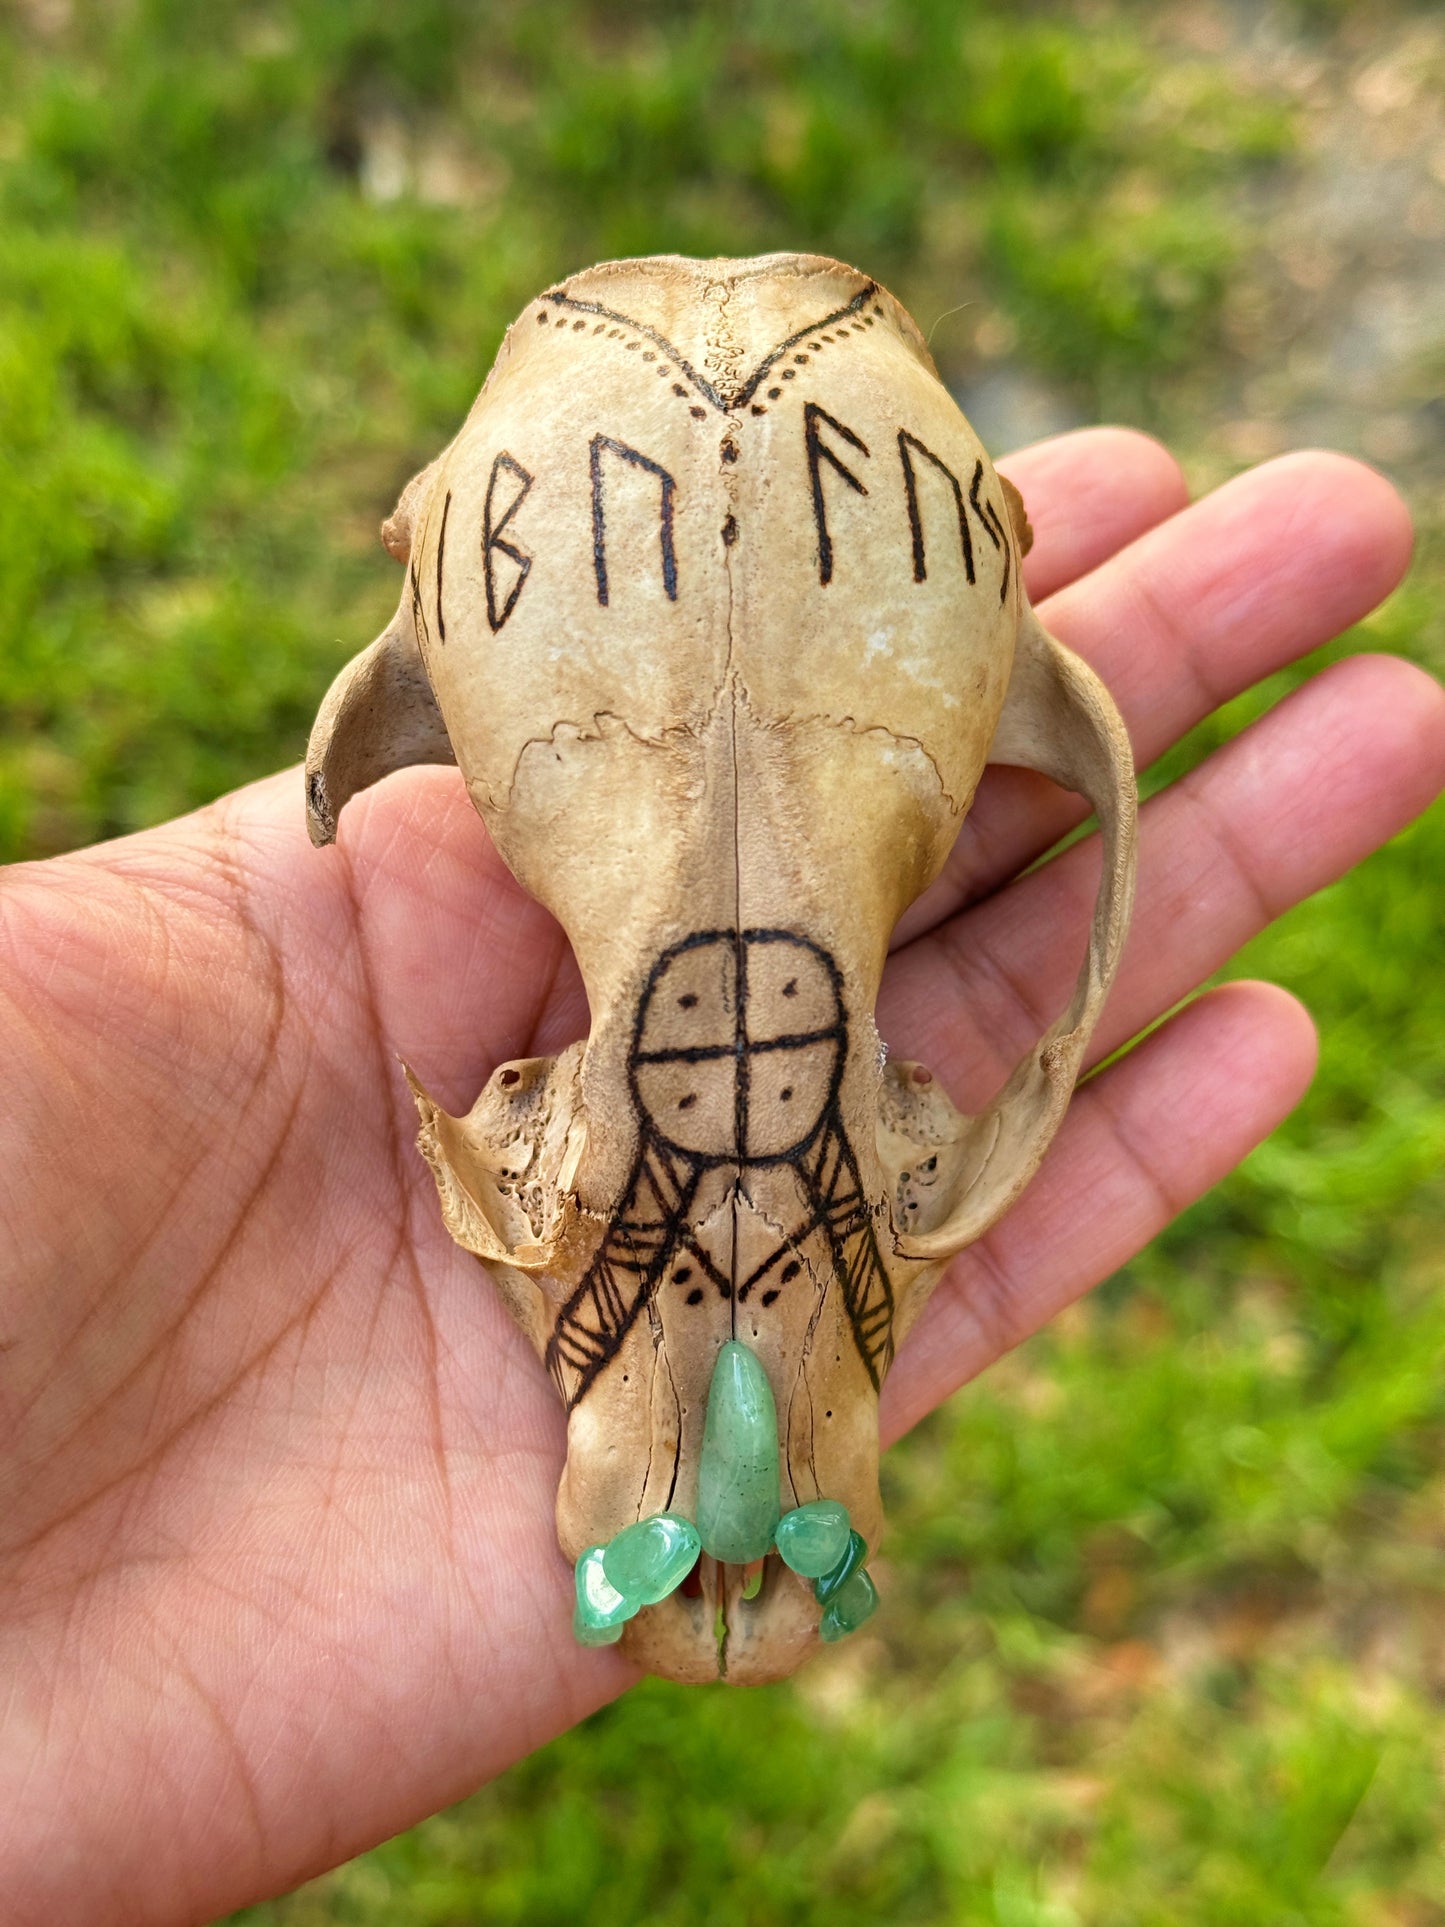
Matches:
[[767, 710, 960, 811], [498, 709, 702, 809]]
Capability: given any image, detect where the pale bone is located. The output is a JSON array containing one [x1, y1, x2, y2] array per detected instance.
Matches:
[[306, 253, 1137, 1684]]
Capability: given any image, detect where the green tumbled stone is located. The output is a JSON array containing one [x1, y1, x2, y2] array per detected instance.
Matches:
[[813, 1529, 868, 1603], [600, 1513, 701, 1606], [573, 1544, 634, 1646], [819, 1568, 880, 1642], [697, 1340, 782, 1563], [774, 1499, 852, 1579], [575, 1621, 625, 1647]]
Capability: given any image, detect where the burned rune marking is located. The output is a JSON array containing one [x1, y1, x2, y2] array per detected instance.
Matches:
[[483, 452, 534, 633], [589, 434, 679, 607], [539, 280, 881, 413], [544, 929, 895, 1410], [897, 430, 974, 586], [804, 403, 870, 588], [969, 459, 1013, 605], [435, 488, 452, 642]]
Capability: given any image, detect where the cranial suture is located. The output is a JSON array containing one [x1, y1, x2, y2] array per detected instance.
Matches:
[[305, 253, 1138, 1685]]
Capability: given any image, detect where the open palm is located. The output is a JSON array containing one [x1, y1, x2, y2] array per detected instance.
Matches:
[[2, 430, 1440, 1926]]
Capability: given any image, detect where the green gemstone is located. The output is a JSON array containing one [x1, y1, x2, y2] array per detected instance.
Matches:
[[574, 1616, 625, 1645], [573, 1544, 635, 1645], [600, 1513, 700, 1606], [813, 1530, 868, 1603], [774, 1500, 852, 1579], [697, 1340, 782, 1563], [819, 1568, 880, 1642]]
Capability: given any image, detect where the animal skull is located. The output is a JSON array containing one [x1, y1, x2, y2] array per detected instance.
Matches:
[[306, 253, 1136, 1684]]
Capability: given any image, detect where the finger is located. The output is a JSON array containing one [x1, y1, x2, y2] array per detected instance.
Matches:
[[880, 653, 1445, 1109], [84, 754, 591, 1114], [71, 452, 1413, 1108], [1001, 426, 1189, 603], [893, 451, 1416, 947], [292, 766, 593, 1093], [879, 980, 1318, 1444]]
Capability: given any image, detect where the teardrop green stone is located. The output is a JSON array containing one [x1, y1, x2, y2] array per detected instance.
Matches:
[[697, 1340, 781, 1563], [774, 1499, 852, 1579], [819, 1568, 879, 1642], [600, 1513, 700, 1606], [813, 1530, 868, 1603], [573, 1543, 635, 1645]]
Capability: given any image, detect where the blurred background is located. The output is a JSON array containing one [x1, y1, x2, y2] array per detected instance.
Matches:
[[2, 0, 1442, 1919]]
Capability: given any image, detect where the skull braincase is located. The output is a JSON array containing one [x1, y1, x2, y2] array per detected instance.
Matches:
[[306, 253, 1136, 1685]]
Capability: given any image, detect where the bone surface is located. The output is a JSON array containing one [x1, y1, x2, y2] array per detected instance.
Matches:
[[306, 252, 1137, 1684]]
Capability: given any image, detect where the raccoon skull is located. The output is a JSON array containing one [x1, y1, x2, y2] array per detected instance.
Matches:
[[306, 252, 1136, 1684]]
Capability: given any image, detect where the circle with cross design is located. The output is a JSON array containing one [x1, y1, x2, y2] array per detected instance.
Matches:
[[629, 929, 847, 1165]]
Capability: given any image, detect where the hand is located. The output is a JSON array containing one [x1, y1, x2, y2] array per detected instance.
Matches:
[[1, 432, 1438, 1926]]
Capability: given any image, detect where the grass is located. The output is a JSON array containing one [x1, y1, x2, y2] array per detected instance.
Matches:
[[0, 0, 1295, 859], [3, 2, 1442, 1922]]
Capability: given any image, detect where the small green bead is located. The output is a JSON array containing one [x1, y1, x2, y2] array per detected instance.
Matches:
[[697, 1340, 782, 1563], [819, 1568, 879, 1642], [774, 1500, 852, 1579], [574, 1617, 625, 1647], [573, 1544, 634, 1646], [601, 1513, 701, 1605], [813, 1530, 868, 1603]]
